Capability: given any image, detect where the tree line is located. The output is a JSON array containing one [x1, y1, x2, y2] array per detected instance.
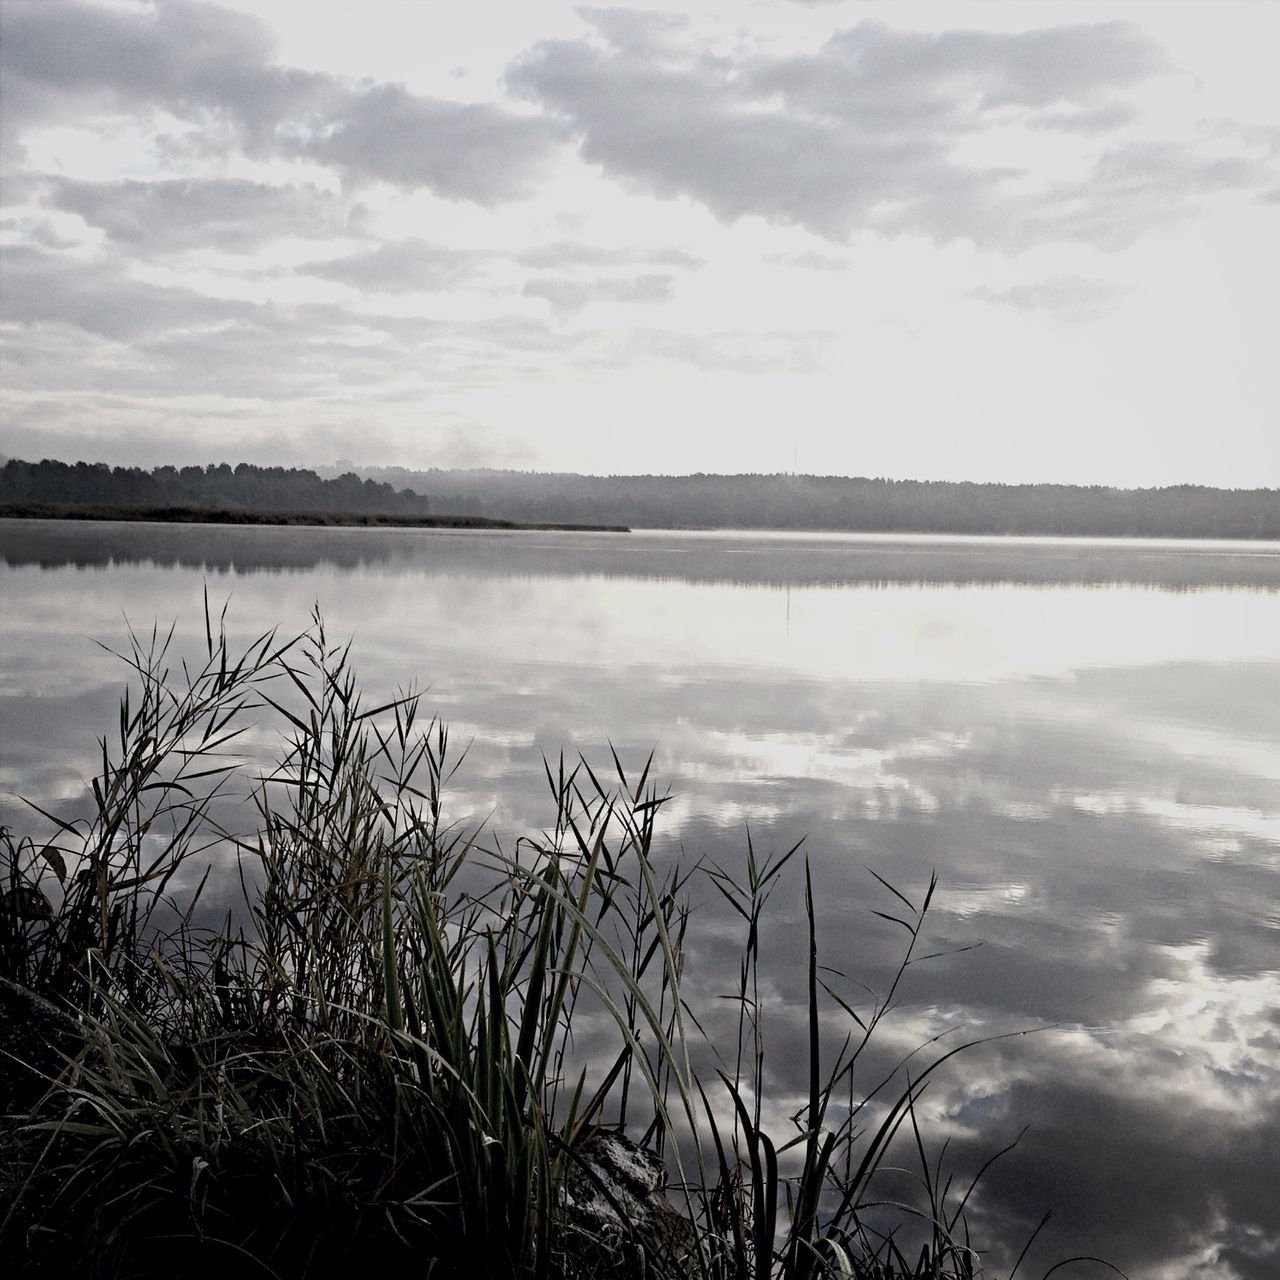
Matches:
[[338, 466, 1280, 540], [0, 459, 431, 517], [4, 458, 1277, 538]]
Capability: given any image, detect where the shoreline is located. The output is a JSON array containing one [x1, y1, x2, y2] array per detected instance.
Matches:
[[5, 503, 1276, 544], [0, 502, 630, 534]]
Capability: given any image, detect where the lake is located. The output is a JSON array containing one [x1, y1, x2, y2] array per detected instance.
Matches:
[[2, 518, 1278, 1279]]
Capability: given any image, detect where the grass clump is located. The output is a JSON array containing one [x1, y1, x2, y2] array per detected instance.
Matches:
[[1, 602, 1062, 1279]]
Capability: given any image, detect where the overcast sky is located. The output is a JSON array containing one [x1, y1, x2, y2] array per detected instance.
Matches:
[[1, 0, 1277, 485]]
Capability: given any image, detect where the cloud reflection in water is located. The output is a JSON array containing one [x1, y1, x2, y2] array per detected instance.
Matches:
[[1, 521, 1278, 1278]]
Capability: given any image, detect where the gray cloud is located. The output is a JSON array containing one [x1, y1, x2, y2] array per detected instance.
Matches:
[[507, 14, 1272, 248], [1, 244, 261, 342], [300, 84, 558, 199], [300, 240, 480, 292], [1021, 139, 1265, 247], [2, 0, 560, 202], [954, 1078, 1280, 1277], [969, 275, 1121, 321], [764, 250, 848, 271], [466, 315, 586, 353], [751, 21, 1171, 119], [46, 177, 363, 251], [1026, 101, 1139, 133], [514, 241, 702, 269], [133, 320, 414, 400], [0, 0, 325, 163], [0, 242, 595, 415], [523, 272, 676, 312], [0, 246, 453, 401]]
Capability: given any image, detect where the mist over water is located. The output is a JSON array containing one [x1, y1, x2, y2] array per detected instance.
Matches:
[[3, 519, 1279, 1279]]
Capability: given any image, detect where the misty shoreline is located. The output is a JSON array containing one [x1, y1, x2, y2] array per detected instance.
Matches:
[[0, 502, 631, 535]]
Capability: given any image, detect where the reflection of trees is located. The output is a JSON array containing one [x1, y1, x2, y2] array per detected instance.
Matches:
[[2, 522, 1278, 592]]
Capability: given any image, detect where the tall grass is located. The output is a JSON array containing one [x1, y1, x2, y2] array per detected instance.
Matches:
[[1, 604, 1074, 1279]]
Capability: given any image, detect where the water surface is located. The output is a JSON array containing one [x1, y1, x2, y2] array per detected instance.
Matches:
[[2, 520, 1278, 1279]]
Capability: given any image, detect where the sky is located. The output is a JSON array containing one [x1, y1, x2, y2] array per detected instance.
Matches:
[[1, 0, 1277, 486]]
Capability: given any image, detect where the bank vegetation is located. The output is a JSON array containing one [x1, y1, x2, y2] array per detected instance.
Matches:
[[1, 605, 1100, 1279]]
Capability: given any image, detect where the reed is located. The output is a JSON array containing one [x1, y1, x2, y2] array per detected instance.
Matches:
[[1, 602, 1086, 1279]]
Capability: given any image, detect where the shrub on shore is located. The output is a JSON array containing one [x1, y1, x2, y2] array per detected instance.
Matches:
[[2, 604, 1055, 1279]]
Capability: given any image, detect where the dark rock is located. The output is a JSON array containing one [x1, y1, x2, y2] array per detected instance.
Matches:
[[562, 1130, 695, 1278], [0, 977, 85, 1116]]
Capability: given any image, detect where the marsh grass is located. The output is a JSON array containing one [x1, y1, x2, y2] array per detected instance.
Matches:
[[2, 603, 1082, 1279]]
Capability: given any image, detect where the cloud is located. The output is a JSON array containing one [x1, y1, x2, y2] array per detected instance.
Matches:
[[1022, 139, 1267, 247], [45, 177, 362, 251], [1, 244, 260, 343], [2, 0, 560, 202], [0, 245, 453, 400], [969, 275, 1121, 321], [751, 21, 1171, 119], [299, 239, 480, 292], [0, 0, 336, 180], [467, 314, 586, 352], [507, 14, 1273, 248], [522, 272, 676, 313], [0, 0, 284, 136], [514, 241, 702, 269], [952, 1075, 1280, 1277], [1027, 101, 1139, 133], [764, 250, 848, 271], [299, 84, 559, 199], [0, 241, 591, 414]]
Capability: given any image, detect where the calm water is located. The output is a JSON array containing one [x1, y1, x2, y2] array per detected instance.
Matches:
[[2, 519, 1279, 1279]]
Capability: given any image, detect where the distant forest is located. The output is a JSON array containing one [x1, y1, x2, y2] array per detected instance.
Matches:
[[333, 466, 1280, 540], [0, 459, 430, 517], [3, 458, 1278, 539]]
